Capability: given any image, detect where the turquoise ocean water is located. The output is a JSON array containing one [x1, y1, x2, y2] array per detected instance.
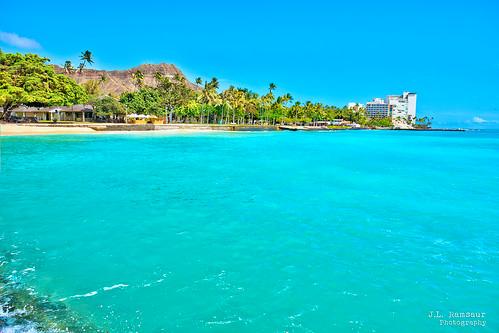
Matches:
[[1, 130, 498, 332]]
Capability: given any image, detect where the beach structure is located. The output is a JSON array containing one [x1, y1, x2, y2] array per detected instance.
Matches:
[[386, 92, 417, 121], [5, 105, 55, 121], [314, 121, 331, 126], [365, 92, 417, 121], [366, 98, 391, 118], [8, 105, 94, 122], [126, 114, 163, 124]]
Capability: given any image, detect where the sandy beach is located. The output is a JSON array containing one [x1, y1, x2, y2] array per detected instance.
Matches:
[[0, 124, 224, 136], [1, 124, 98, 136]]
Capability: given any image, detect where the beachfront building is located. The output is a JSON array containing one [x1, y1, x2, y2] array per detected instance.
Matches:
[[365, 98, 391, 118], [8, 105, 94, 122], [58, 105, 94, 122], [365, 92, 417, 121], [386, 92, 417, 121], [7, 106, 56, 121]]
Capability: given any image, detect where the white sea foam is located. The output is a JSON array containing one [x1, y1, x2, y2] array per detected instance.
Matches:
[[288, 312, 303, 320], [59, 291, 98, 301], [21, 267, 35, 274], [342, 291, 358, 297], [79, 291, 98, 297], [0, 305, 29, 317], [103, 284, 128, 291], [205, 320, 235, 325], [0, 324, 40, 333]]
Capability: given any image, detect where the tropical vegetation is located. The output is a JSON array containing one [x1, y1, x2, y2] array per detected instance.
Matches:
[[0, 50, 87, 119], [92, 96, 126, 120], [414, 116, 433, 129], [117, 78, 373, 126], [0, 50, 406, 127]]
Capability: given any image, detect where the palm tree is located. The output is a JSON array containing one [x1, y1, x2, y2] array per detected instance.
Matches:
[[269, 83, 276, 94], [132, 70, 144, 88], [194, 77, 204, 122], [206, 78, 223, 123], [291, 101, 302, 124], [80, 50, 94, 65], [78, 50, 94, 73], [210, 77, 220, 90], [199, 78, 220, 123], [208, 78, 220, 103], [77, 62, 85, 74], [63, 60, 74, 74], [243, 90, 259, 124], [276, 93, 293, 124]]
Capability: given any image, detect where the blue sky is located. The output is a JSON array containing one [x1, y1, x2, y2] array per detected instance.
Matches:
[[1, 0, 498, 127]]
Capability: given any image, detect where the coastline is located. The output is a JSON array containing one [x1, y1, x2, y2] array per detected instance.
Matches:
[[1, 124, 97, 136], [0, 124, 225, 137], [0, 123, 465, 137]]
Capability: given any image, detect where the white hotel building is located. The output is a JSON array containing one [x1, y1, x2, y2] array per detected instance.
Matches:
[[366, 92, 417, 121], [365, 98, 390, 118]]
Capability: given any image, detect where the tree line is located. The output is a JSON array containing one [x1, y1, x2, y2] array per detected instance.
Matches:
[[108, 73, 371, 126], [1, 49, 430, 127]]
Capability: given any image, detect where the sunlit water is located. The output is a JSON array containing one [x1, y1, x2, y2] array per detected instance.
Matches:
[[1, 130, 498, 332]]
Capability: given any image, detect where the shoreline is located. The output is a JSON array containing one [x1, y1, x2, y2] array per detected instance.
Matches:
[[0, 123, 466, 137], [0, 124, 230, 137]]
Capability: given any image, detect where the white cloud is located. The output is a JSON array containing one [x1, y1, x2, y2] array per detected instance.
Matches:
[[472, 116, 499, 124], [472, 116, 487, 123], [0, 31, 40, 49]]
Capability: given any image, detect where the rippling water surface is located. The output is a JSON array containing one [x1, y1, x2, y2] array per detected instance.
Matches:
[[1, 130, 498, 332]]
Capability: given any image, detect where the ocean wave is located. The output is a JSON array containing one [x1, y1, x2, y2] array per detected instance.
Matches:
[[204, 319, 238, 325], [58, 282, 131, 301], [21, 267, 36, 275], [141, 273, 168, 288], [58, 291, 98, 302], [103, 284, 128, 291]]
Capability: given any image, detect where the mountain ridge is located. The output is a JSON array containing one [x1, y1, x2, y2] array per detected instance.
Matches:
[[53, 63, 198, 96]]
